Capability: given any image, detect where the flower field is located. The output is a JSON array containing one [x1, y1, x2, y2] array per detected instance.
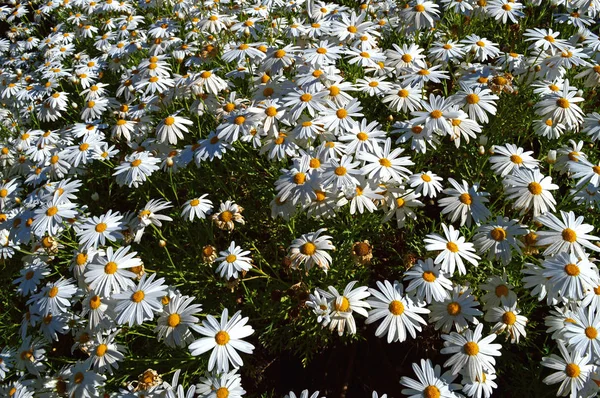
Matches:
[[2, 0, 600, 396]]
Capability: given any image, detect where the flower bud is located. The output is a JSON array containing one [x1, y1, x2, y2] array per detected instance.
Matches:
[[91, 192, 99, 201], [478, 145, 485, 155], [479, 135, 488, 146], [547, 150, 557, 164]]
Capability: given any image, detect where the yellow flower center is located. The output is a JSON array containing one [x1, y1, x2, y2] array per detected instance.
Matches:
[[167, 313, 181, 327], [73, 372, 84, 384], [336, 109, 348, 119], [234, 116, 245, 125], [446, 242, 459, 253], [447, 302, 461, 315], [96, 344, 107, 356], [459, 193, 472, 205], [466, 94, 480, 104], [274, 49, 286, 58], [95, 222, 107, 233], [265, 106, 277, 117], [336, 297, 350, 312], [335, 166, 347, 176], [347, 25, 357, 33], [421, 173, 432, 182], [225, 254, 237, 263], [216, 387, 229, 398], [564, 263, 580, 276], [423, 385, 441, 398], [219, 210, 233, 222], [293, 172, 306, 185], [131, 290, 145, 303], [130, 159, 142, 167], [329, 86, 340, 96], [379, 158, 391, 167], [562, 228, 577, 243], [398, 89, 409, 98], [490, 227, 507, 241], [503, 311, 517, 325], [502, 3, 511, 10], [215, 330, 230, 345], [414, 4, 425, 12], [316, 47, 327, 54], [528, 182, 542, 195], [300, 93, 312, 102], [388, 300, 405, 315], [310, 158, 321, 168], [566, 363, 580, 378], [369, 81, 379, 87], [495, 284, 509, 297], [556, 98, 570, 108], [48, 286, 59, 298], [463, 341, 479, 356], [300, 242, 316, 255], [89, 295, 102, 309], [422, 271, 436, 282], [430, 110, 442, 119], [164, 116, 175, 126], [396, 198, 405, 207], [104, 261, 118, 274], [402, 54, 413, 63], [476, 41, 485, 47]]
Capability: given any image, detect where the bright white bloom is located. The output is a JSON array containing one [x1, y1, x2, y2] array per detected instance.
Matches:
[[424, 223, 481, 276], [188, 308, 255, 372], [438, 178, 490, 227], [542, 342, 594, 398], [535, 210, 600, 257], [215, 241, 253, 280], [441, 324, 502, 379], [484, 297, 528, 344], [320, 281, 370, 336], [404, 258, 453, 304], [113, 273, 168, 327], [400, 358, 461, 398], [366, 280, 429, 343]]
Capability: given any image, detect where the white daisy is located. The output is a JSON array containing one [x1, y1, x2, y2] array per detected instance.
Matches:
[[320, 281, 370, 336], [503, 168, 558, 217], [84, 245, 140, 297], [429, 285, 483, 333], [484, 297, 528, 344], [403, 258, 453, 304], [424, 223, 481, 276], [76, 209, 124, 250], [366, 280, 429, 343], [542, 252, 598, 301], [155, 294, 203, 348], [542, 342, 594, 398], [188, 308, 255, 372], [181, 194, 213, 222], [215, 241, 253, 280], [112, 273, 168, 327], [438, 178, 490, 227], [288, 228, 335, 273], [535, 210, 600, 257], [400, 358, 461, 398], [441, 323, 502, 379]]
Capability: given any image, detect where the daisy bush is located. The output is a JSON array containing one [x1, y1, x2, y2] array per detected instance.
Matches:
[[2, 0, 600, 396]]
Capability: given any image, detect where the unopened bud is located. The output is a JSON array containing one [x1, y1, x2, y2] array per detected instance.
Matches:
[[478, 145, 485, 155], [547, 150, 557, 164], [91, 192, 99, 201], [479, 135, 488, 146], [159, 239, 167, 247], [71, 102, 78, 109]]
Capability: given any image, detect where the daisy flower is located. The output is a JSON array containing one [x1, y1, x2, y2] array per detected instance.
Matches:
[[318, 99, 363, 134], [569, 158, 600, 188], [81, 290, 110, 330], [400, 358, 461, 398], [196, 369, 246, 398], [365, 280, 429, 343], [338, 119, 386, 156], [381, 85, 422, 113], [410, 94, 459, 137], [85, 332, 125, 374], [288, 228, 335, 273], [489, 143, 539, 177], [67, 362, 106, 398], [408, 171, 444, 198], [484, 297, 528, 344], [441, 323, 502, 379], [542, 252, 598, 300], [28, 277, 77, 316], [460, 35, 501, 62], [487, 0, 525, 24], [451, 83, 499, 124], [284, 391, 321, 398], [461, 370, 498, 398], [181, 194, 213, 222], [535, 210, 600, 257], [188, 308, 255, 372], [113, 151, 161, 188], [76, 209, 124, 250], [212, 200, 245, 231], [535, 79, 585, 128], [503, 168, 558, 217], [156, 114, 194, 145], [215, 241, 253, 280], [84, 245, 140, 297], [321, 281, 370, 336], [429, 286, 483, 333], [542, 342, 594, 398], [306, 289, 331, 326], [112, 273, 168, 327], [155, 294, 203, 348], [424, 223, 481, 276], [358, 138, 414, 184], [406, 0, 440, 30], [438, 178, 490, 227], [31, 195, 78, 237], [479, 275, 518, 310], [563, 307, 600, 359], [473, 216, 526, 265], [321, 155, 362, 190], [404, 258, 453, 304]]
